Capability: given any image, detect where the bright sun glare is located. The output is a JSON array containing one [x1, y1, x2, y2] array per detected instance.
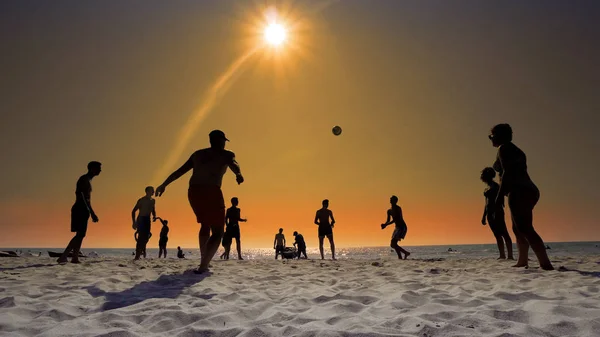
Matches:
[[264, 22, 287, 47]]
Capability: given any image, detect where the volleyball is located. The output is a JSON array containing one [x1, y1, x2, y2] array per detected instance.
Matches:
[[332, 125, 342, 136]]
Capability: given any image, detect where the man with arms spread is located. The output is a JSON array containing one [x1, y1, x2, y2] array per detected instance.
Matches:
[[58, 161, 102, 264], [315, 199, 336, 260], [155, 130, 243, 273]]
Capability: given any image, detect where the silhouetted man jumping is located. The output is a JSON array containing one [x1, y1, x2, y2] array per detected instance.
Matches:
[[156, 130, 244, 274], [315, 199, 336, 260], [381, 195, 410, 259], [57, 161, 102, 264]]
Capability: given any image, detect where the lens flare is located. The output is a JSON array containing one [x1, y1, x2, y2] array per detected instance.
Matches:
[[264, 22, 287, 46]]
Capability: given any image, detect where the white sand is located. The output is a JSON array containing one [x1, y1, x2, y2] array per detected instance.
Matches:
[[1, 255, 599, 337]]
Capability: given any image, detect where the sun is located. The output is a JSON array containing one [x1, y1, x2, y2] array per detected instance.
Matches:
[[264, 22, 287, 47]]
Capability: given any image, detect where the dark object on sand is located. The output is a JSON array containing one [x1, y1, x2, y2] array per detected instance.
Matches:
[[47, 251, 86, 258], [0, 251, 19, 258], [281, 247, 297, 259]]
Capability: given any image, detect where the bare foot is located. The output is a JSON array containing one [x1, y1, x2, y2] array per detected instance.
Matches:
[[512, 263, 528, 268], [498, 256, 506, 260], [404, 252, 411, 259], [507, 256, 514, 260], [57, 257, 68, 264], [541, 264, 554, 271], [194, 268, 209, 274], [238, 256, 244, 260], [332, 257, 337, 261], [71, 260, 81, 264]]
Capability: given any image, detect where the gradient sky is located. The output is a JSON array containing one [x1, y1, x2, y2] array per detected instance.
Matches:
[[1, 1, 599, 249]]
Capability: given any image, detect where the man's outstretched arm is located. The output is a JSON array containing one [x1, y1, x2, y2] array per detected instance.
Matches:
[[156, 157, 193, 196]]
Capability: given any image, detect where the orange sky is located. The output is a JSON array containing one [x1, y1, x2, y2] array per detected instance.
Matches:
[[1, 1, 599, 249]]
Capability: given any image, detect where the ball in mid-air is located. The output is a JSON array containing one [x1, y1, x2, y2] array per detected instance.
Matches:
[[332, 125, 342, 136]]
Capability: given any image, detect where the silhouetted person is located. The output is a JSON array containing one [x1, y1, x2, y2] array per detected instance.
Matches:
[[381, 195, 411, 259], [134, 231, 152, 258], [220, 230, 233, 260], [293, 231, 307, 259], [274, 228, 286, 259], [58, 161, 102, 264], [132, 186, 156, 260], [480, 167, 514, 260], [155, 130, 244, 273], [177, 246, 185, 259], [315, 199, 336, 260], [225, 197, 247, 260], [157, 217, 169, 258], [489, 123, 553, 270]]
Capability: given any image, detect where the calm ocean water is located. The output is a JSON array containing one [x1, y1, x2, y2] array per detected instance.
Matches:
[[3, 242, 600, 260]]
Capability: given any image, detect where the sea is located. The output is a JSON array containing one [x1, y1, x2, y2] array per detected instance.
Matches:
[[3, 242, 600, 260]]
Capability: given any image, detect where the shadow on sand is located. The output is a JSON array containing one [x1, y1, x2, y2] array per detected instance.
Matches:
[[85, 270, 213, 311], [559, 266, 600, 278]]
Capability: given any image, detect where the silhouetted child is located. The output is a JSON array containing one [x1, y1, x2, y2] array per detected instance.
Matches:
[[293, 231, 307, 259], [156, 217, 169, 258], [132, 186, 156, 260], [220, 231, 233, 260], [274, 228, 286, 259], [480, 167, 513, 260], [381, 195, 411, 259], [177, 246, 185, 259], [225, 197, 247, 260], [134, 231, 152, 258]]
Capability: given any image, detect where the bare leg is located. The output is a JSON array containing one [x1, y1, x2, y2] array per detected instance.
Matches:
[[198, 224, 224, 271], [398, 246, 410, 259], [515, 213, 553, 270], [236, 238, 243, 260], [71, 234, 85, 263], [494, 234, 507, 259], [199, 230, 210, 262], [327, 235, 336, 260], [502, 232, 514, 260], [58, 235, 79, 263], [512, 223, 529, 267], [319, 236, 325, 259], [391, 240, 402, 259]]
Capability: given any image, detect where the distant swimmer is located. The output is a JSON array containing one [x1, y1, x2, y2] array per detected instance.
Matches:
[[293, 231, 308, 259], [274, 228, 286, 260], [57, 161, 102, 264], [381, 195, 411, 259], [489, 123, 553, 270], [155, 130, 244, 274], [225, 197, 247, 260], [481, 167, 514, 260], [132, 186, 156, 260], [157, 217, 169, 258], [315, 199, 336, 260]]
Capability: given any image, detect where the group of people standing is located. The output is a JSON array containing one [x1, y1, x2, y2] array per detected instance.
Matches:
[[57, 123, 554, 272]]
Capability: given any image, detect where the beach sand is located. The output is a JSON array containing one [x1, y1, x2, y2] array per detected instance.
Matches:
[[1, 255, 599, 337]]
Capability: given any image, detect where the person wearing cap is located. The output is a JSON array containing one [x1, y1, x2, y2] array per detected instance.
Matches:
[[155, 130, 244, 273]]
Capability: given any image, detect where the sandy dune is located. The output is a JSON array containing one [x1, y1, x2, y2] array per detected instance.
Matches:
[[1, 255, 599, 337]]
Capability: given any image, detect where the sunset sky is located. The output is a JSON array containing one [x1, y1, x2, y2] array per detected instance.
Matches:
[[1, 1, 599, 249]]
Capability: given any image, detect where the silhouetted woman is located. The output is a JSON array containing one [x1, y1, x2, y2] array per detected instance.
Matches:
[[480, 167, 513, 260], [489, 124, 553, 270]]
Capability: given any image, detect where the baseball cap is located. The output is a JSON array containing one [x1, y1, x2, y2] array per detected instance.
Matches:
[[209, 130, 229, 141]]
